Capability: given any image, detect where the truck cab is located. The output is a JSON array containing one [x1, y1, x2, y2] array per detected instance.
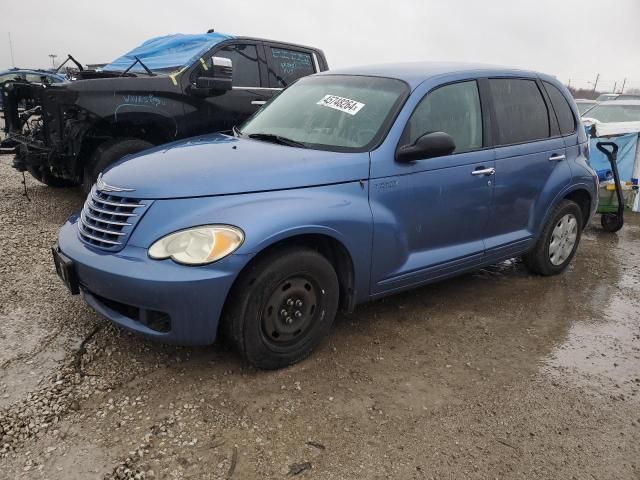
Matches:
[[1, 32, 328, 191]]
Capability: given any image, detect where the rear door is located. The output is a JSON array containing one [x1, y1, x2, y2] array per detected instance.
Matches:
[[262, 43, 320, 91], [483, 77, 571, 259]]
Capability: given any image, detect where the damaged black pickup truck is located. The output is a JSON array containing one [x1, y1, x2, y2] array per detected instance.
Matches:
[[1, 32, 328, 191]]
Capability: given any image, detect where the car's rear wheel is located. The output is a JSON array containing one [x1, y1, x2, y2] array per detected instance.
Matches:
[[523, 199, 583, 276], [222, 247, 339, 370], [82, 138, 153, 193]]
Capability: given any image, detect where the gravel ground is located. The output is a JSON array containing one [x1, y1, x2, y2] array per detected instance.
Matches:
[[0, 152, 639, 479]]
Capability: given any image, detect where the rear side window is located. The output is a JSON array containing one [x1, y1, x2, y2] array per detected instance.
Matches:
[[214, 44, 261, 87], [268, 48, 315, 88], [405, 80, 483, 153], [489, 79, 549, 145], [543, 81, 576, 135]]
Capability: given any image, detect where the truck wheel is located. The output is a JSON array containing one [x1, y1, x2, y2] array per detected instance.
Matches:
[[522, 199, 583, 276], [222, 247, 339, 370], [82, 138, 153, 193], [27, 166, 79, 188]]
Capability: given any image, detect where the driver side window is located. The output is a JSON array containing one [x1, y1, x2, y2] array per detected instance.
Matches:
[[405, 80, 483, 153], [208, 44, 261, 88]]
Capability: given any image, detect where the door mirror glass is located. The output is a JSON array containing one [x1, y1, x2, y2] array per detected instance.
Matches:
[[192, 57, 233, 97], [396, 131, 456, 162]]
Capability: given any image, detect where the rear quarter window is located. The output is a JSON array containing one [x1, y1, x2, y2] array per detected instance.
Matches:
[[489, 78, 550, 145], [543, 81, 576, 135], [268, 48, 315, 88]]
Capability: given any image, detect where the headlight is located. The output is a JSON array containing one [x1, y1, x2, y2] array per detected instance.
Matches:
[[148, 225, 244, 265]]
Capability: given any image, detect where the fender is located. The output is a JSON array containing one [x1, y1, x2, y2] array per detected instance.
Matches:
[[128, 182, 374, 304]]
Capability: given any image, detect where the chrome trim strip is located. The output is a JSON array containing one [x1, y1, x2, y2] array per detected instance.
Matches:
[[86, 204, 138, 217], [91, 192, 144, 209], [232, 86, 282, 91], [78, 230, 122, 246], [80, 215, 126, 236], [83, 210, 132, 227]]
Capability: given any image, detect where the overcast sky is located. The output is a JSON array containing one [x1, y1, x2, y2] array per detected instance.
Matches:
[[2, 0, 639, 91]]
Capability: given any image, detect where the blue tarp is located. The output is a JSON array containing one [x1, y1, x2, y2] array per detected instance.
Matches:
[[103, 32, 233, 73], [588, 132, 638, 182]]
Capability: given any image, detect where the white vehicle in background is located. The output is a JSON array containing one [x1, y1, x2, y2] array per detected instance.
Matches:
[[581, 100, 640, 129], [575, 98, 597, 115], [595, 93, 619, 102]]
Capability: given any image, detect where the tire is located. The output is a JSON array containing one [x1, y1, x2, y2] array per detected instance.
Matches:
[[222, 247, 340, 370], [82, 138, 153, 193], [27, 166, 78, 188], [600, 213, 624, 233], [523, 199, 583, 276]]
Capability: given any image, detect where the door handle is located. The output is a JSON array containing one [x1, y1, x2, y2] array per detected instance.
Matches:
[[471, 167, 496, 176], [251, 100, 267, 106], [548, 154, 566, 161]]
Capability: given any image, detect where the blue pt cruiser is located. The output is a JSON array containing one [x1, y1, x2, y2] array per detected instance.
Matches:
[[54, 63, 597, 369]]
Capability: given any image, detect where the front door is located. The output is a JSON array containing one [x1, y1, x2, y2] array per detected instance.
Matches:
[[370, 79, 495, 295], [184, 41, 276, 135]]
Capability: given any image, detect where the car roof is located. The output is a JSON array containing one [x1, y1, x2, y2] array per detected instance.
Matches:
[[575, 98, 596, 102], [317, 61, 544, 89], [235, 36, 323, 52], [596, 100, 640, 106]]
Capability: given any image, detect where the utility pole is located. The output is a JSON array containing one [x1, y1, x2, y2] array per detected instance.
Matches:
[[620, 78, 627, 94], [592, 73, 600, 93], [613, 81, 617, 93], [567, 78, 571, 88], [8, 32, 15, 67], [48, 54, 58, 69]]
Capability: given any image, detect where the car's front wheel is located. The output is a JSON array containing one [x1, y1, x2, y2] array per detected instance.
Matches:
[[523, 199, 583, 276], [223, 247, 339, 370]]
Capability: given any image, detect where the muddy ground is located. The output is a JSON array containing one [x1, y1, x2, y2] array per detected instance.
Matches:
[[0, 152, 639, 479]]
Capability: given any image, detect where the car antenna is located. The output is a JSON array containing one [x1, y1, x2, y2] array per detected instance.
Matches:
[[121, 56, 155, 77], [54, 54, 84, 73]]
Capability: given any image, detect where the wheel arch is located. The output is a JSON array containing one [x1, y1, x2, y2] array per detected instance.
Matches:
[[226, 231, 357, 316], [537, 183, 595, 241], [77, 113, 176, 168], [563, 188, 592, 228]]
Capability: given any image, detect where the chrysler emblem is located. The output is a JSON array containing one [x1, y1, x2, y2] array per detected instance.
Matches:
[[96, 173, 135, 193]]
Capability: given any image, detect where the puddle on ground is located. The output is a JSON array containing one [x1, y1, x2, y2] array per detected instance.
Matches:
[[542, 261, 640, 397]]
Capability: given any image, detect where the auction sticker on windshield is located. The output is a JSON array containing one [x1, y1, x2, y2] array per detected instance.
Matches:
[[317, 95, 365, 115]]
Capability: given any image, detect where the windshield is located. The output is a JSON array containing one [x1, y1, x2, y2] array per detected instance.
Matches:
[[239, 75, 409, 152], [103, 32, 232, 73], [583, 104, 640, 123], [576, 101, 596, 114]]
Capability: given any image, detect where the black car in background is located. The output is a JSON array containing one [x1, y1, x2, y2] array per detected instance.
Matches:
[[1, 32, 328, 190]]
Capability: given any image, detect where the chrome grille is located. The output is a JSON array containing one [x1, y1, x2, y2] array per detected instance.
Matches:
[[78, 187, 152, 251]]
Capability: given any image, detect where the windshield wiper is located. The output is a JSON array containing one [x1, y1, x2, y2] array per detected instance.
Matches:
[[247, 133, 308, 149], [121, 56, 155, 77]]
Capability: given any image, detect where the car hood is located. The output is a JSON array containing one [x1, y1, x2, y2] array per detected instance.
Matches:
[[101, 133, 371, 199]]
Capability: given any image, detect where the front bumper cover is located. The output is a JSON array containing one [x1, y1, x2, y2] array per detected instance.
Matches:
[[58, 214, 252, 345]]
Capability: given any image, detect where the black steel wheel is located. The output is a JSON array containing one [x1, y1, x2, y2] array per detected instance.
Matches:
[[222, 247, 339, 370], [600, 213, 624, 233]]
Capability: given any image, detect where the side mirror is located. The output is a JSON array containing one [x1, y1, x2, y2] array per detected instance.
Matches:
[[396, 131, 456, 162], [190, 57, 233, 97]]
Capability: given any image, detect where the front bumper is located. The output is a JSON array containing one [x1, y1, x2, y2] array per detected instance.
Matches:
[[58, 215, 252, 345]]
